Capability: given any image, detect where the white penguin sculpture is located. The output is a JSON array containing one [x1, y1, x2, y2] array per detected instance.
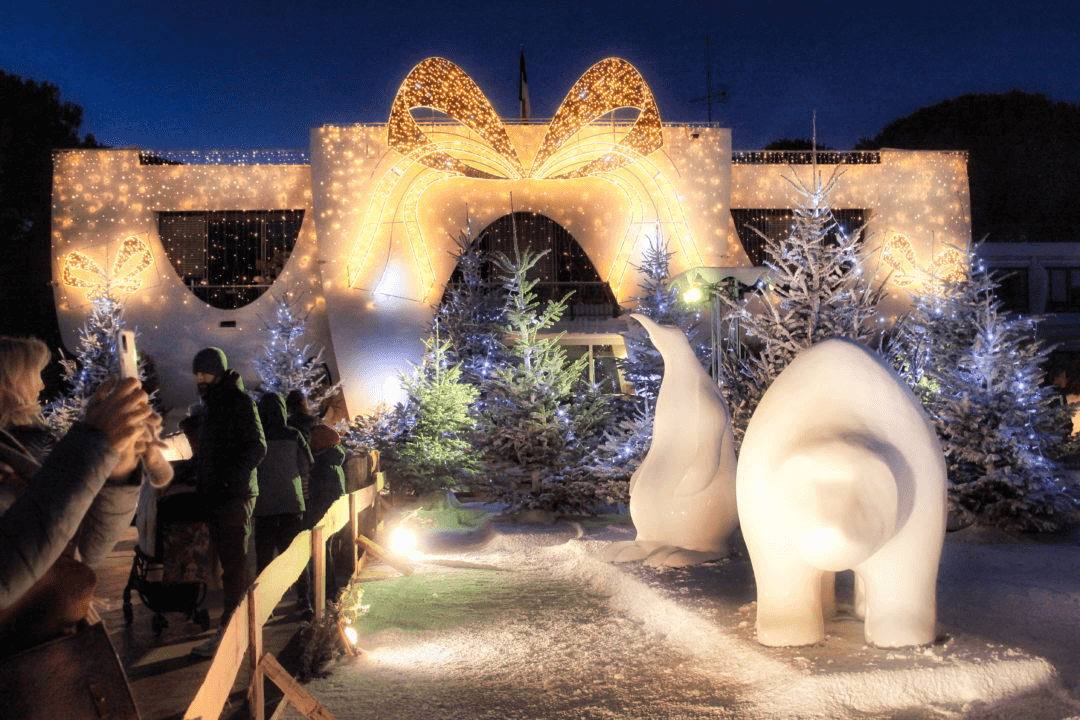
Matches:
[[602, 313, 738, 567], [737, 338, 947, 648]]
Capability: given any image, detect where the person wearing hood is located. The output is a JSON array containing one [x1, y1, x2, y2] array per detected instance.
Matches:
[[254, 391, 313, 614], [304, 423, 348, 600], [189, 347, 266, 658]]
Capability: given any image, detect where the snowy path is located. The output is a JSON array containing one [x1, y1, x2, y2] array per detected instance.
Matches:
[[285, 521, 1080, 720]]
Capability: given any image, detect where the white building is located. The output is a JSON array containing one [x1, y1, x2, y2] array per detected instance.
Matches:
[[51, 57, 971, 423]]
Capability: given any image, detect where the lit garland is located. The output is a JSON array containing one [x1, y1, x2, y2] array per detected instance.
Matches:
[[386, 57, 663, 180], [60, 233, 154, 297], [347, 56, 687, 301], [881, 231, 967, 290]]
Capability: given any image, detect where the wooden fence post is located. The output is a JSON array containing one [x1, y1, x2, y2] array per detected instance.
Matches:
[[312, 525, 326, 621], [248, 583, 263, 720], [348, 493, 359, 578]]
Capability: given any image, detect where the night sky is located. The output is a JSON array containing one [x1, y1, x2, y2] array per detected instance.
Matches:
[[3, 0, 1078, 151]]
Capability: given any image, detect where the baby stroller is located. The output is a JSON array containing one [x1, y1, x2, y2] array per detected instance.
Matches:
[[123, 481, 213, 637]]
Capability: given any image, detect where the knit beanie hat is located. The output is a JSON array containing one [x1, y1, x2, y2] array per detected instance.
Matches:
[[309, 424, 340, 453], [192, 347, 228, 376]]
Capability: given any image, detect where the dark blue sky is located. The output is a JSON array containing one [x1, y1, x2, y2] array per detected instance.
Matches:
[[4, 0, 1078, 151]]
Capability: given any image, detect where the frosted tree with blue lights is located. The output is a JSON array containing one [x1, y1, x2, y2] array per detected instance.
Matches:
[[255, 292, 339, 410], [44, 292, 130, 433], [585, 233, 708, 491], [619, 233, 709, 405], [716, 165, 886, 444], [432, 230, 510, 393], [893, 254, 1078, 531]]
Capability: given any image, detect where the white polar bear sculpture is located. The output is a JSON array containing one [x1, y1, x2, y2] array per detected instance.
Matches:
[[602, 313, 738, 567], [737, 338, 946, 648]]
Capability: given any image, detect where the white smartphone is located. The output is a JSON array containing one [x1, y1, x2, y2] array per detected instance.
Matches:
[[115, 329, 139, 380]]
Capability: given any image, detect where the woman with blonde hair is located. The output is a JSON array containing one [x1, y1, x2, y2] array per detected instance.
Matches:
[[0, 335, 168, 654], [0, 336, 51, 430]]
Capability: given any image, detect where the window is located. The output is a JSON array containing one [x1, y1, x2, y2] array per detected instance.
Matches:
[[992, 267, 1030, 314], [562, 342, 625, 394], [158, 210, 304, 309], [1046, 267, 1080, 312], [731, 208, 868, 266]]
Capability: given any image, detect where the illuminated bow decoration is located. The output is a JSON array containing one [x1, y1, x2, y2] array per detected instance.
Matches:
[[349, 57, 691, 299], [881, 231, 967, 289], [60, 234, 154, 297], [386, 56, 663, 180]]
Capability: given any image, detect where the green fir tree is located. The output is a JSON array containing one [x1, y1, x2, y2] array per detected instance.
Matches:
[[479, 247, 611, 512], [393, 330, 481, 495]]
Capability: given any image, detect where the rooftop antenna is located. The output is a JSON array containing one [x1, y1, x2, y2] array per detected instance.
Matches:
[[690, 36, 728, 123]]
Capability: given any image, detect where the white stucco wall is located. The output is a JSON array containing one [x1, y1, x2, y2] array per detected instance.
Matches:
[[51, 149, 337, 426], [730, 150, 972, 321]]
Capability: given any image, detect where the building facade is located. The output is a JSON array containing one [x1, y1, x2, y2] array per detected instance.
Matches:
[[51, 58, 971, 423]]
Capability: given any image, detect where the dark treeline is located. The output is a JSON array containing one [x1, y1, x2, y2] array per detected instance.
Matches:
[[855, 90, 1080, 245]]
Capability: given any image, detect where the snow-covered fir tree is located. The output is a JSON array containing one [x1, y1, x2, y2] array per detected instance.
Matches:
[[893, 253, 1078, 531], [432, 230, 510, 390], [716, 165, 886, 444], [585, 233, 709, 492], [255, 292, 340, 412], [478, 247, 612, 513], [43, 292, 131, 433], [391, 330, 481, 495], [619, 233, 710, 405]]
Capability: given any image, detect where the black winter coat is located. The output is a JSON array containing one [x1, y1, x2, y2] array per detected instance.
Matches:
[[195, 370, 266, 500]]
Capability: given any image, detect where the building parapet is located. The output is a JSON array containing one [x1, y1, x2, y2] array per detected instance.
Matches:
[[137, 149, 311, 166]]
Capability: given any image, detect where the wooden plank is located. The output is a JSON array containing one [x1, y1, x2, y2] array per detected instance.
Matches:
[[184, 594, 251, 720], [348, 493, 359, 577], [259, 653, 338, 720], [184, 485, 380, 720], [312, 525, 326, 621], [356, 535, 414, 576], [248, 584, 264, 720], [0, 623, 139, 720]]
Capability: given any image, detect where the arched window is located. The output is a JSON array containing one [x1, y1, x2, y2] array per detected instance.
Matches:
[[447, 212, 618, 319]]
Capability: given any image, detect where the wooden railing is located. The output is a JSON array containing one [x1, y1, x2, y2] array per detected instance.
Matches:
[[183, 453, 383, 720]]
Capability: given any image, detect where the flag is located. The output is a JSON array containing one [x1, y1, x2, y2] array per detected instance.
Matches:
[[518, 50, 530, 122]]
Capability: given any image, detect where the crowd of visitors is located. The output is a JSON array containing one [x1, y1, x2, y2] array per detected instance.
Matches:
[[0, 336, 350, 663]]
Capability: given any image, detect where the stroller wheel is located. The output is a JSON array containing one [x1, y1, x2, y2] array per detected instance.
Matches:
[[123, 601, 134, 625], [152, 613, 168, 637], [194, 608, 211, 631]]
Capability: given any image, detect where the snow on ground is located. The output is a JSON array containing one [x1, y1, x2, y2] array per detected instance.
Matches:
[[282, 515, 1080, 720]]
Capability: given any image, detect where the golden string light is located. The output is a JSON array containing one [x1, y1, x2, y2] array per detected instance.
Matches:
[[60, 233, 154, 296], [354, 56, 678, 301], [881, 230, 968, 291], [386, 57, 664, 181], [531, 57, 662, 179]]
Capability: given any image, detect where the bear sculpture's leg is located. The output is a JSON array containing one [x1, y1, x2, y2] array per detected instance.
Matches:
[[753, 550, 828, 647], [859, 551, 938, 647]]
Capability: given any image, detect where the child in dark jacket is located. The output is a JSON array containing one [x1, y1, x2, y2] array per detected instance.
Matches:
[[305, 424, 348, 599], [305, 424, 346, 527]]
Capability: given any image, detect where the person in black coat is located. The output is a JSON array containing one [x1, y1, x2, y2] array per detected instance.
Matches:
[[189, 347, 266, 657]]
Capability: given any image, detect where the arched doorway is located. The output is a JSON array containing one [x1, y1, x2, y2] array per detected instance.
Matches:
[[446, 212, 619, 319]]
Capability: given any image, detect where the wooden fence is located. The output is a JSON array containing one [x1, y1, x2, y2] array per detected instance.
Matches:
[[183, 452, 383, 720]]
